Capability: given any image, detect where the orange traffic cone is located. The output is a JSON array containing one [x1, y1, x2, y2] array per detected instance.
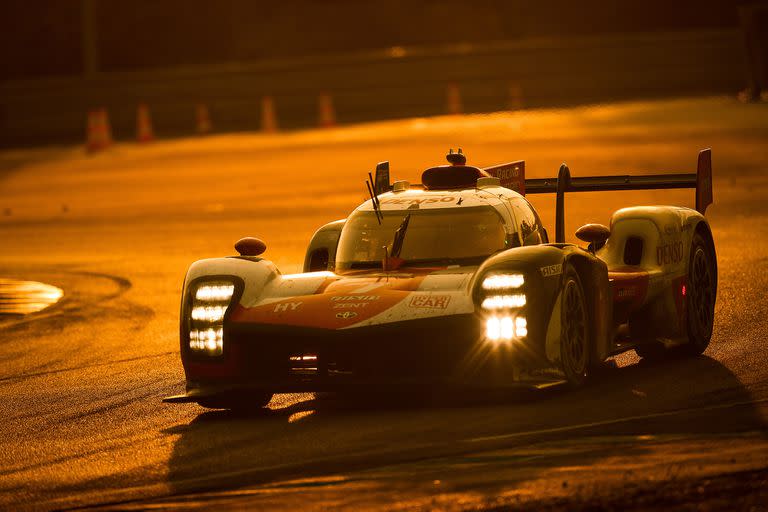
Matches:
[[509, 83, 524, 110], [261, 96, 278, 133], [318, 92, 336, 128], [136, 103, 154, 143], [446, 83, 462, 115], [85, 108, 113, 153], [195, 103, 211, 134]]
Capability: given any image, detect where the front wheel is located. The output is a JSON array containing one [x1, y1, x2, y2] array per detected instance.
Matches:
[[197, 390, 273, 411], [559, 264, 591, 386]]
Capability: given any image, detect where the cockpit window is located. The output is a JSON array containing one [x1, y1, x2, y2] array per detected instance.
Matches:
[[336, 206, 508, 271]]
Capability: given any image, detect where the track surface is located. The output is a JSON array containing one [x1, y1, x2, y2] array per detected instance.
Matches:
[[0, 97, 767, 510]]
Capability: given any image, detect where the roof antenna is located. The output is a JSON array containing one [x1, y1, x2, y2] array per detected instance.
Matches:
[[366, 175, 383, 224]]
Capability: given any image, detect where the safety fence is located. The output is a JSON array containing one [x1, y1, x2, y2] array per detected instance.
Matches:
[[0, 29, 748, 149]]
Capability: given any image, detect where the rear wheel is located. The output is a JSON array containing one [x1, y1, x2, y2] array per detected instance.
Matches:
[[198, 390, 273, 411], [560, 265, 591, 386], [682, 232, 717, 355], [634, 231, 717, 360]]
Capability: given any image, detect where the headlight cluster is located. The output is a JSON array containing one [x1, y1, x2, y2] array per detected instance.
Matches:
[[480, 273, 527, 342], [188, 281, 234, 355], [482, 273, 524, 290]]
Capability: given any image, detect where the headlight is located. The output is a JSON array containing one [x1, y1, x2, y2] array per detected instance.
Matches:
[[188, 280, 235, 356], [195, 283, 235, 301], [479, 272, 526, 342], [482, 273, 524, 290], [191, 305, 228, 322], [189, 327, 224, 351], [485, 314, 527, 341], [515, 317, 527, 337], [481, 294, 526, 310]]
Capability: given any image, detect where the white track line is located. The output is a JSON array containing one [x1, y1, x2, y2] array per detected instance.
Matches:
[[53, 397, 768, 510], [468, 397, 768, 443]]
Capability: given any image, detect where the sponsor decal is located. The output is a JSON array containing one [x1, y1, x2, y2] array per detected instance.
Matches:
[[335, 311, 358, 319], [540, 264, 562, 277], [409, 295, 451, 309], [331, 295, 379, 309], [656, 241, 683, 265], [485, 161, 525, 193], [331, 295, 379, 301], [492, 165, 521, 180], [333, 302, 369, 309], [380, 197, 454, 205], [273, 301, 302, 313]]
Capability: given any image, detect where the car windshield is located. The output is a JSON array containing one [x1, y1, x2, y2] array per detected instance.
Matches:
[[336, 206, 507, 271]]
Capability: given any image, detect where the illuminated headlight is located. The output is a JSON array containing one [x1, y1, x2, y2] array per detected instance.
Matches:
[[195, 284, 235, 301], [482, 273, 524, 290], [485, 315, 527, 341], [481, 294, 526, 310], [515, 317, 527, 337], [486, 316, 501, 341], [191, 305, 227, 322], [189, 328, 223, 352], [188, 280, 235, 356]]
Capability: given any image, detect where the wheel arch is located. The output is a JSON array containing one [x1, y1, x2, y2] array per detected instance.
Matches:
[[565, 251, 612, 365], [693, 219, 717, 294]]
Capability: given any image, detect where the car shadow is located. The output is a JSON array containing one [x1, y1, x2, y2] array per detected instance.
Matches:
[[164, 354, 766, 498]]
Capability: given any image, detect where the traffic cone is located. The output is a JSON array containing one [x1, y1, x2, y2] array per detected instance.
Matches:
[[509, 83, 524, 110], [318, 93, 336, 128], [136, 103, 154, 143], [85, 108, 112, 153], [446, 83, 462, 115], [261, 96, 278, 133], [195, 103, 211, 134]]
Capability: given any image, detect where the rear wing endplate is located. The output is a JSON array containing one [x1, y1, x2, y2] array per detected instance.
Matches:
[[484, 149, 713, 243]]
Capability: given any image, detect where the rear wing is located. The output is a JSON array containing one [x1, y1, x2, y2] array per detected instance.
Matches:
[[484, 149, 713, 243]]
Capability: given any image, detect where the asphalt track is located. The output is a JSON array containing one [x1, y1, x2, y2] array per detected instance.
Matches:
[[0, 97, 767, 510]]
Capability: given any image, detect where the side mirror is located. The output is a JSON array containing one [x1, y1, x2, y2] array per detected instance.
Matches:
[[235, 237, 266, 256], [575, 224, 610, 252]]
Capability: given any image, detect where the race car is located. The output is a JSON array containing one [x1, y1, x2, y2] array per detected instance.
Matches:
[[165, 148, 716, 410]]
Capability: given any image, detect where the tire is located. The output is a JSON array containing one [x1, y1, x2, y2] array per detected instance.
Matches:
[[198, 390, 273, 411], [559, 264, 591, 386], [682, 231, 717, 355]]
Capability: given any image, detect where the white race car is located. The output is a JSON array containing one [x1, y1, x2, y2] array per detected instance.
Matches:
[[165, 149, 716, 410]]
